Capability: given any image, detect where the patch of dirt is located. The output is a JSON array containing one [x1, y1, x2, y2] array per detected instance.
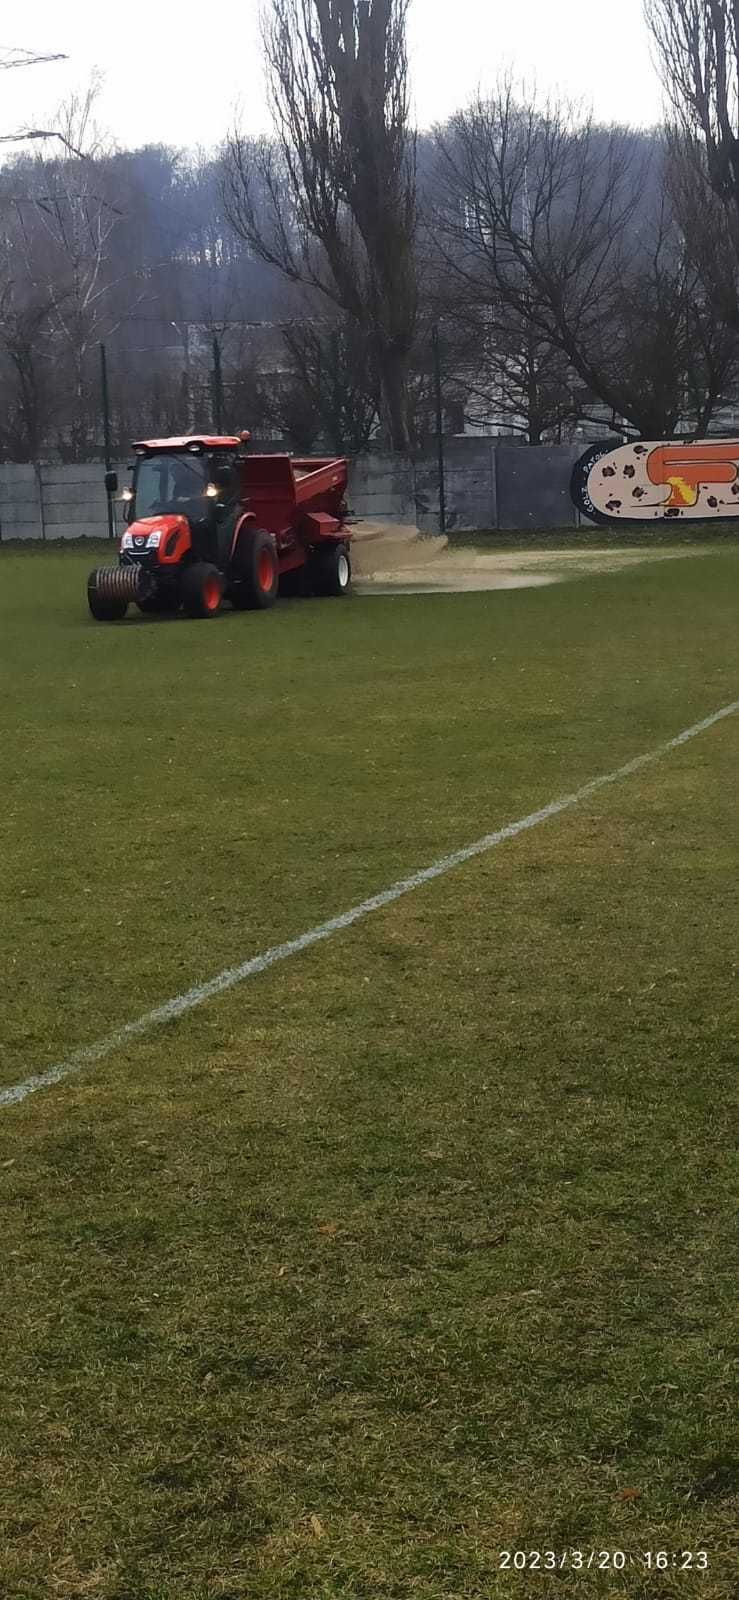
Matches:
[[350, 521, 709, 594]]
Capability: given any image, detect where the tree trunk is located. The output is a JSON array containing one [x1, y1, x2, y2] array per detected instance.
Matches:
[[378, 345, 412, 452]]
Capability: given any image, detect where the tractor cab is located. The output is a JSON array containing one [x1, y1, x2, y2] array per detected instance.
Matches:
[[123, 436, 245, 565]]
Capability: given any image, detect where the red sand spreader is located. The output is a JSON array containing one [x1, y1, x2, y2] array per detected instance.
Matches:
[[87, 434, 351, 620]]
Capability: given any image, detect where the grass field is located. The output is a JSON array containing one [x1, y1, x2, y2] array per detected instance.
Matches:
[[1, 539, 737, 1599]]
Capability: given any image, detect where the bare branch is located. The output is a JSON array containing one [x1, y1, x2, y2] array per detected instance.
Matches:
[[432, 87, 739, 436], [224, 1, 417, 449], [0, 46, 66, 70], [645, 0, 739, 209]]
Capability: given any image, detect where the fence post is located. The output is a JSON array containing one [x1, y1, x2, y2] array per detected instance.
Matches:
[[34, 462, 47, 541], [432, 324, 446, 535], [212, 336, 224, 434], [492, 442, 500, 531], [100, 343, 116, 540]]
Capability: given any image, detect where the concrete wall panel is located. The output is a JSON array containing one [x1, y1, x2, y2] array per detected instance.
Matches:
[[495, 445, 583, 530], [0, 448, 588, 540]]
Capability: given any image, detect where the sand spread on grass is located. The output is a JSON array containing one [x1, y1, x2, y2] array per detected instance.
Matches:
[[349, 519, 709, 594]]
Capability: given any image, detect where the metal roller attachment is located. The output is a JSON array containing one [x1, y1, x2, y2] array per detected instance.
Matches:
[[89, 565, 149, 602]]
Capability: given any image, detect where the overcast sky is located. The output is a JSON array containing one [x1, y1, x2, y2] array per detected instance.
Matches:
[[2, 0, 665, 157]]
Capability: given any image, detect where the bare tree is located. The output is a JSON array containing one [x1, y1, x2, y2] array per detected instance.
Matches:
[[0, 135, 311, 456], [280, 318, 379, 451], [0, 288, 56, 459], [425, 291, 579, 444], [221, 316, 379, 451], [21, 85, 134, 456], [645, 0, 739, 347], [463, 332, 578, 444], [434, 89, 739, 436], [665, 127, 739, 329], [224, 0, 418, 451], [645, 1, 739, 212]]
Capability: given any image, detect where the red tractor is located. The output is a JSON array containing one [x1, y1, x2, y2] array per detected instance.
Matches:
[[87, 434, 352, 621]]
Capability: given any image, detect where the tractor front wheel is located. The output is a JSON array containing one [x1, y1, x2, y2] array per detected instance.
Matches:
[[231, 528, 279, 610], [310, 541, 352, 597], [181, 563, 224, 619]]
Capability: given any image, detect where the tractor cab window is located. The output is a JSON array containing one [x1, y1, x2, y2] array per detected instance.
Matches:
[[134, 453, 209, 519]]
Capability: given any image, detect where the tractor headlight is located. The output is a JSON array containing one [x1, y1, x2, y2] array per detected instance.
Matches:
[[121, 531, 133, 550], [146, 530, 162, 548]]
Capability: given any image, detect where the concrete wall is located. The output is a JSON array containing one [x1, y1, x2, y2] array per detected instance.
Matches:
[[349, 453, 417, 524], [0, 461, 129, 542], [346, 440, 582, 533], [412, 439, 499, 534], [0, 442, 585, 540], [495, 443, 585, 530]]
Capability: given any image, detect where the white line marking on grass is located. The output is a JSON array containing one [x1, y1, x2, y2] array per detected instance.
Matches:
[[3, 699, 738, 1110]]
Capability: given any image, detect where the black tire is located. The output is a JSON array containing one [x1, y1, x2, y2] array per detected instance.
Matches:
[[230, 528, 279, 610], [181, 562, 224, 619], [310, 541, 352, 597], [87, 570, 128, 621], [570, 441, 620, 526]]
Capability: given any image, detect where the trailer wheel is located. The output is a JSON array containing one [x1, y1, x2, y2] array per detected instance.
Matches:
[[311, 541, 352, 597], [87, 570, 129, 621], [181, 562, 224, 619], [231, 529, 279, 610]]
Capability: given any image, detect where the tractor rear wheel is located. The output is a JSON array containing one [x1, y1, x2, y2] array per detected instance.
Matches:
[[87, 570, 129, 621], [231, 528, 279, 610], [181, 562, 224, 619], [310, 541, 352, 597]]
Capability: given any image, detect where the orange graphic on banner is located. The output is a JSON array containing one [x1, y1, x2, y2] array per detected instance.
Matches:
[[647, 443, 739, 507]]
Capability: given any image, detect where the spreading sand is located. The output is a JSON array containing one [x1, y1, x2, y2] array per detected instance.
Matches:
[[350, 519, 708, 595]]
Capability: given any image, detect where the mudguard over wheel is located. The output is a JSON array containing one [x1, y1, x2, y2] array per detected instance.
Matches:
[[181, 562, 224, 619], [230, 528, 279, 610], [310, 540, 352, 597]]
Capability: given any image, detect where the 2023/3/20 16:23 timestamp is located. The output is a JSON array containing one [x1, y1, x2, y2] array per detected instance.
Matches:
[[498, 1550, 710, 1572]]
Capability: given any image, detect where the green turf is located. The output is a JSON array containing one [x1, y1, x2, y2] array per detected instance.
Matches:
[[0, 544, 737, 1598], [448, 525, 739, 550]]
